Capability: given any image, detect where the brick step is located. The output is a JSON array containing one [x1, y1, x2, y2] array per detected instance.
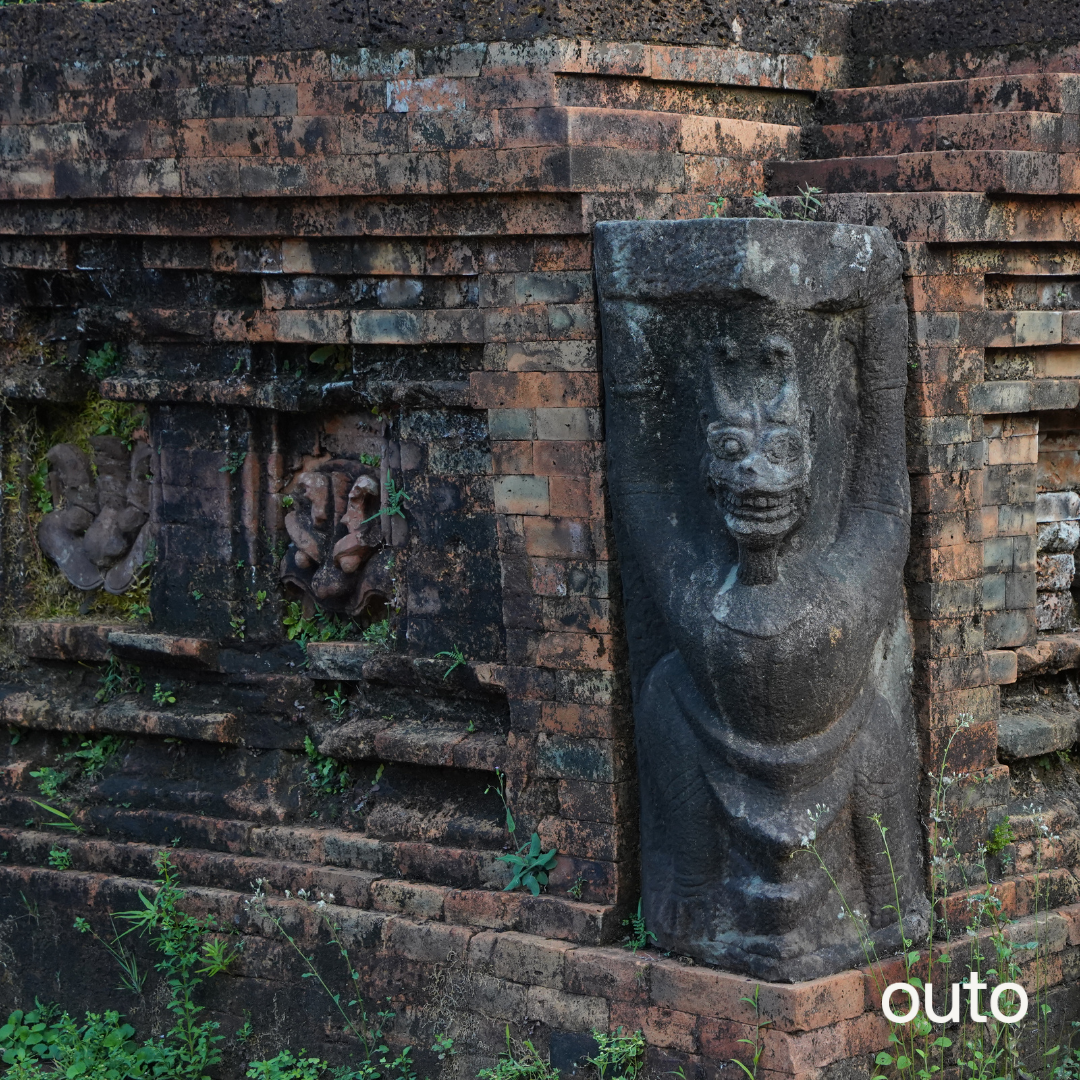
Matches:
[[820, 73, 1080, 125], [937, 867, 1080, 930], [1, 861, 893, 1047], [1016, 632, 1080, 677], [0, 828, 615, 944], [100, 375, 466, 412], [0, 778, 516, 861], [0, 689, 291, 749], [318, 717, 508, 772], [768, 150, 1079, 195], [806, 111, 1078, 159], [998, 706, 1080, 761]]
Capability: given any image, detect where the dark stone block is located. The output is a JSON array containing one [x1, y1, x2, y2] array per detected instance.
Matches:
[[595, 218, 927, 981]]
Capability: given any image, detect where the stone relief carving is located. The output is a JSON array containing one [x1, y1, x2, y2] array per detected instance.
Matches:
[[279, 457, 393, 616], [595, 218, 927, 980], [38, 435, 155, 594]]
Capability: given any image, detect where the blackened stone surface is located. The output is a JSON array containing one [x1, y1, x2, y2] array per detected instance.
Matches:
[[853, 0, 1080, 62], [0, 0, 852, 63], [594, 218, 927, 981]]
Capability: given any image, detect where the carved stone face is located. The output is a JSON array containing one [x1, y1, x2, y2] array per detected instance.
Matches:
[[705, 337, 812, 544]]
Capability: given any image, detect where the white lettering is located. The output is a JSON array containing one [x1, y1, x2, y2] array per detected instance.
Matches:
[[882, 983, 920, 1024], [990, 983, 1028, 1024]]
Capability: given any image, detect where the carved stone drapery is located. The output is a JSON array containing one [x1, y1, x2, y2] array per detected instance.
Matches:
[[595, 219, 927, 981]]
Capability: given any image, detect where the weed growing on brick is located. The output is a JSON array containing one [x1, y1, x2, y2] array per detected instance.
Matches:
[[477, 1026, 560, 1080], [245, 881, 416, 1080], [304, 734, 351, 795], [587, 1026, 646, 1080], [799, 716, 1080, 1080], [435, 644, 466, 678], [152, 683, 177, 706], [283, 601, 356, 646], [97, 655, 144, 703], [115, 850, 241, 1078], [74, 914, 148, 995], [322, 682, 350, 721], [621, 899, 657, 954], [47, 846, 71, 870]]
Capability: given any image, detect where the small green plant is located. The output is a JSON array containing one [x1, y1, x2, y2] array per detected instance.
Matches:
[[303, 735, 351, 796], [246, 1049, 331, 1079], [283, 602, 355, 646], [84, 342, 121, 380], [30, 799, 83, 833], [115, 850, 240, 1078], [191, 589, 204, 602], [568, 875, 586, 900], [361, 618, 392, 649], [255, 589, 268, 611], [730, 986, 771, 1080], [0, 1005, 154, 1076], [485, 767, 517, 840], [752, 191, 783, 219], [588, 1027, 646, 1080], [431, 1034, 455, 1062], [74, 915, 147, 994], [152, 683, 177, 707], [622, 899, 657, 954], [987, 817, 1016, 856], [499, 832, 558, 896], [29, 765, 67, 799], [466, 718, 477, 733], [231, 613, 246, 641], [323, 683, 349, 722], [63, 734, 125, 782], [360, 452, 381, 467], [705, 196, 727, 218], [435, 645, 466, 679], [48, 846, 72, 870], [97, 655, 144, 704], [246, 881, 414, 1080], [220, 449, 247, 475], [308, 344, 351, 374], [281, 494, 295, 509], [478, 1026, 560, 1080], [29, 457, 52, 513], [793, 183, 823, 221], [361, 477, 410, 525]]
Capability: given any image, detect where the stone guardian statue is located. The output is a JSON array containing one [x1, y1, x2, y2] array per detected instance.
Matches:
[[594, 218, 928, 981]]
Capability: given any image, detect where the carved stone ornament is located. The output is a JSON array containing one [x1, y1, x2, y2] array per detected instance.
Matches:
[[279, 457, 393, 615], [38, 436, 155, 594], [595, 219, 928, 981]]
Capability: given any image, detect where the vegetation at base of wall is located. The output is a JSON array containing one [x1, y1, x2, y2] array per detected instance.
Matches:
[[30, 733, 127, 799], [2, 395, 152, 623], [282, 601, 357, 646], [3, 852, 240, 1079], [621, 899, 657, 954], [303, 734, 351, 795], [801, 715, 1080, 1080]]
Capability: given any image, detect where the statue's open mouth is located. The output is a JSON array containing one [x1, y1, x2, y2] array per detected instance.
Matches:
[[721, 488, 802, 523]]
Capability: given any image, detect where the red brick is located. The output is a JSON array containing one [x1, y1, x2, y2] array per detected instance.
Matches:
[[471, 371, 600, 409], [536, 632, 614, 670], [523, 518, 594, 559], [563, 945, 651, 1002], [541, 702, 617, 737]]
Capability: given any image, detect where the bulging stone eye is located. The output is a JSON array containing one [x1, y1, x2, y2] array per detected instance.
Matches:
[[721, 438, 743, 457], [763, 432, 803, 465]]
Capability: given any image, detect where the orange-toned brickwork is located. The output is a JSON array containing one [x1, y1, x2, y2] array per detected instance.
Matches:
[[3, 0, 1080, 1076]]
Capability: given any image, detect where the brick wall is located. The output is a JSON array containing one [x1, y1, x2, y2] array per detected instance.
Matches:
[[4, 3, 1080, 1077]]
